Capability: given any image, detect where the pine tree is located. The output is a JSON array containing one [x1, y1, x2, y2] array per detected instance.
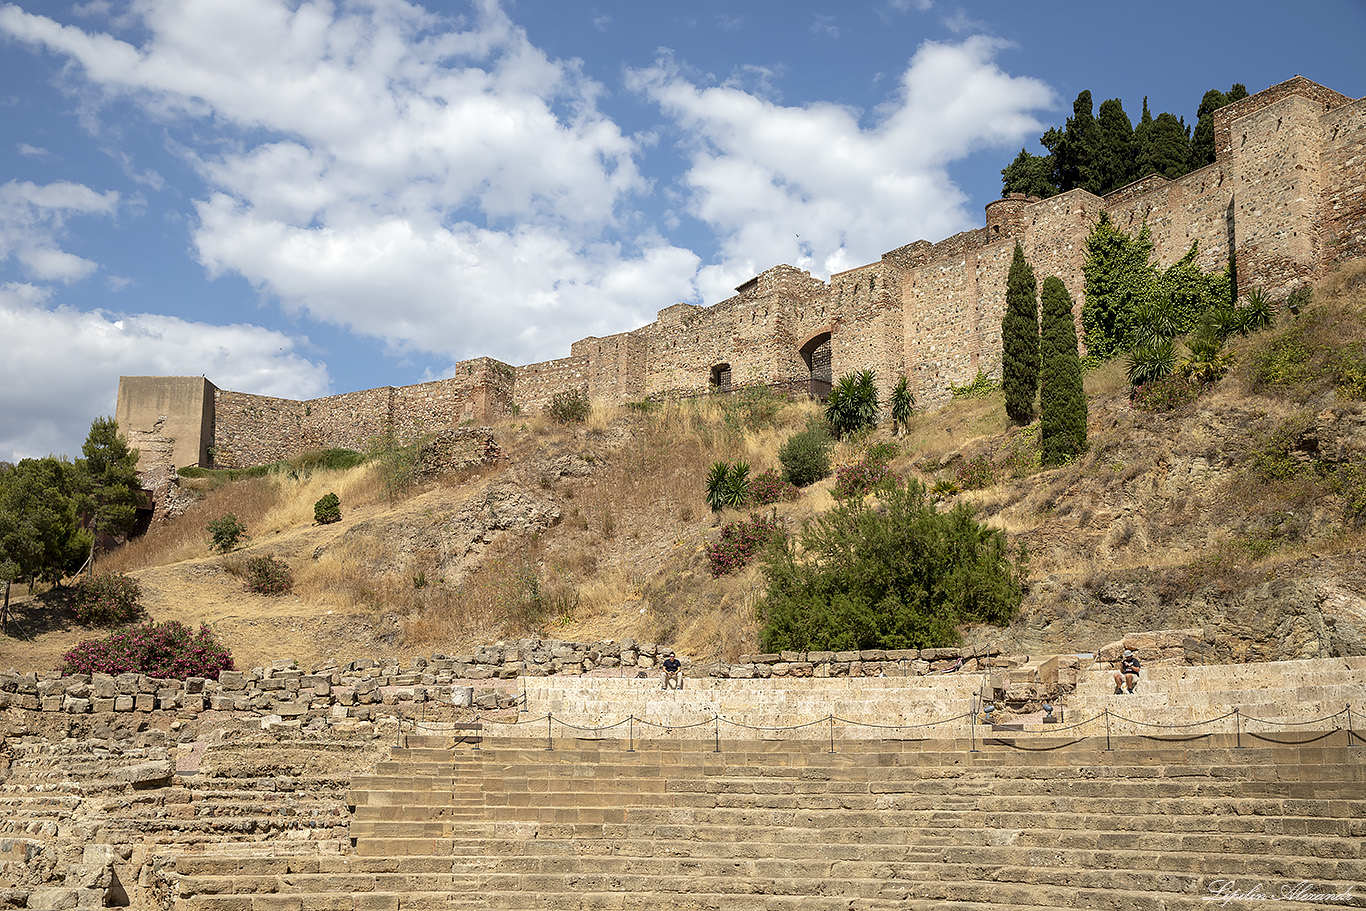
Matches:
[[1039, 276, 1087, 466], [1095, 98, 1135, 194], [1001, 243, 1039, 424], [78, 416, 141, 538]]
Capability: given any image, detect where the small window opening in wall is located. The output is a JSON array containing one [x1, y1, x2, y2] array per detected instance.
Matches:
[[710, 363, 732, 393]]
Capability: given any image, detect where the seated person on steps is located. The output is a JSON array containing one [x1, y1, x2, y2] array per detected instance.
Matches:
[[661, 653, 683, 690], [1113, 650, 1140, 694]]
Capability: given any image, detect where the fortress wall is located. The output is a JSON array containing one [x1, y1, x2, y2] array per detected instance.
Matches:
[[1103, 162, 1235, 275], [116, 376, 216, 474], [570, 332, 648, 405], [1226, 92, 1331, 297], [297, 385, 393, 455], [389, 359, 514, 438], [515, 354, 590, 412], [1321, 96, 1366, 269], [212, 390, 305, 468], [1214, 75, 1352, 162]]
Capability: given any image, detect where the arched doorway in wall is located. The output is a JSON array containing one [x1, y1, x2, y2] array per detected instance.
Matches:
[[710, 363, 732, 393], [798, 331, 832, 400]]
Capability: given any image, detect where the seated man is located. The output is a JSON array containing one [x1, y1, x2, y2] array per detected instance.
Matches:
[[661, 653, 683, 690], [1113, 649, 1141, 694]]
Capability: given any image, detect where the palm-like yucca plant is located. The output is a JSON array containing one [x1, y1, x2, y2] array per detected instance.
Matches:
[[1238, 289, 1275, 334], [1126, 337, 1177, 387], [1182, 333, 1235, 385], [705, 461, 751, 512], [826, 370, 879, 438], [890, 376, 915, 436]]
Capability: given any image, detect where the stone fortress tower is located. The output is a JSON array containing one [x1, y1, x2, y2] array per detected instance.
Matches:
[[118, 76, 1366, 476]]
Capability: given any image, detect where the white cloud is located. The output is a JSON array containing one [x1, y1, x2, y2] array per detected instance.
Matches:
[[0, 179, 119, 283], [629, 36, 1053, 301], [0, 0, 699, 365], [0, 284, 330, 462]]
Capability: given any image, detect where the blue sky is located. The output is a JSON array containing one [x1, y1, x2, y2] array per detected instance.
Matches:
[[2, 0, 1363, 463]]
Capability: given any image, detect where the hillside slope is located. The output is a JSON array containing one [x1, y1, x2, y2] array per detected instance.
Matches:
[[3, 264, 1365, 673]]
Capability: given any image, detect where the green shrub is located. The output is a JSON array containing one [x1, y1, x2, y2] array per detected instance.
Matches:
[[1250, 414, 1316, 481], [1251, 334, 1312, 389], [826, 370, 879, 438], [930, 478, 962, 501], [1238, 289, 1275, 334], [243, 555, 293, 595], [1181, 333, 1234, 385], [61, 620, 234, 680], [1130, 374, 1202, 413], [314, 492, 341, 525], [720, 387, 785, 431], [70, 572, 142, 626], [832, 459, 895, 500], [1331, 343, 1366, 399], [1125, 337, 1177, 387], [778, 421, 833, 487], [207, 513, 246, 554], [949, 369, 1001, 399], [705, 461, 751, 512], [547, 388, 591, 424], [756, 479, 1023, 651]]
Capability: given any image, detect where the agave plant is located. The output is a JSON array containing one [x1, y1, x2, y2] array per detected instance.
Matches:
[[705, 461, 751, 512]]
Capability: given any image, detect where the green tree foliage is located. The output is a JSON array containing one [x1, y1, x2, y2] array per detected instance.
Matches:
[[825, 370, 879, 439], [1039, 277, 1088, 465], [547, 387, 591, 424], [1190, 84, 1247, 168], [778, 420, 833, 487], [70, 571, 142, 626], [1053, 90, 1102, 194], [756, 478, 1022, 652], [1095, 98, 1135, 194], [890, 376, 916, 436], [1139, 112, 1190, 179], [0, 457, 91, 586], [1000, 147, 1057, 198], [78, 416, 141, 539], [1001, 243, 1040, 424]]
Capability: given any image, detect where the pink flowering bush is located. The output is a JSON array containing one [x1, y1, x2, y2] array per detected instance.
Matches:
[[955, 455, 995, 491], [70, 572, 143, 626], [832, 459, 896, 500], [61, 620, 234, 680], [748, 469, 801, 506], [705, 512, 786, 577]]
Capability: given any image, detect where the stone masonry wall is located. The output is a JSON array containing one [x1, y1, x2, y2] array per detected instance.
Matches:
[[126, 77, 1364, 470]]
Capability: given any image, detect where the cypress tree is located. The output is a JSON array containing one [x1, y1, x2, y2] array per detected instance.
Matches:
[[1053, 91, 1102, 195], [1190, 89, 1228, 168], [1039, 276, 1087, 465], [1001, 243, 1039, 424], [1095, 98, 1135, 194], [1143, 112, 1190, 180], [1001, 148, 1056, 198]]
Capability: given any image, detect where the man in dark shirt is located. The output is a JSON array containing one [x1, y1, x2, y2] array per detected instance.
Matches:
[[661, 654, 683, 690], [1113, 650, 1141, 694]]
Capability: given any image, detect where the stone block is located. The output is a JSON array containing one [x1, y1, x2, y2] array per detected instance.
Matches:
[[113, 695, 134, 712], [183, 677, 206, 694], [884, 649, 918, 661], [62, 696, 91, 714], [40, 695, 62, 712], [92, 698, 115, 713], [120, 760, 173, 789], [217, 671, 247, 691], [834, 651, 861, 663]]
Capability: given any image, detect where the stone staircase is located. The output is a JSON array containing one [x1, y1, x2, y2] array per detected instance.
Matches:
[[166, 730, 1366, 911]]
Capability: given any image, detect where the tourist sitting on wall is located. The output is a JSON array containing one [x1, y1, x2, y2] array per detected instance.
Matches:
[[1113, 650, 1141, 694], [661, 653, 683, 691]]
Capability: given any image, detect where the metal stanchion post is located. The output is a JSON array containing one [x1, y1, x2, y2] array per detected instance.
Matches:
[[970, 699, 978, 754], [828, 715, 835, 754], [1346, 704, 1355, 751], [473, 713, 481, 752], [714, 715, 721, 754], [1235, 709, 1243, 750], [628, 715, 635, 753], [546, 712, 554, 752], [1104, 709, 1112, 752]]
